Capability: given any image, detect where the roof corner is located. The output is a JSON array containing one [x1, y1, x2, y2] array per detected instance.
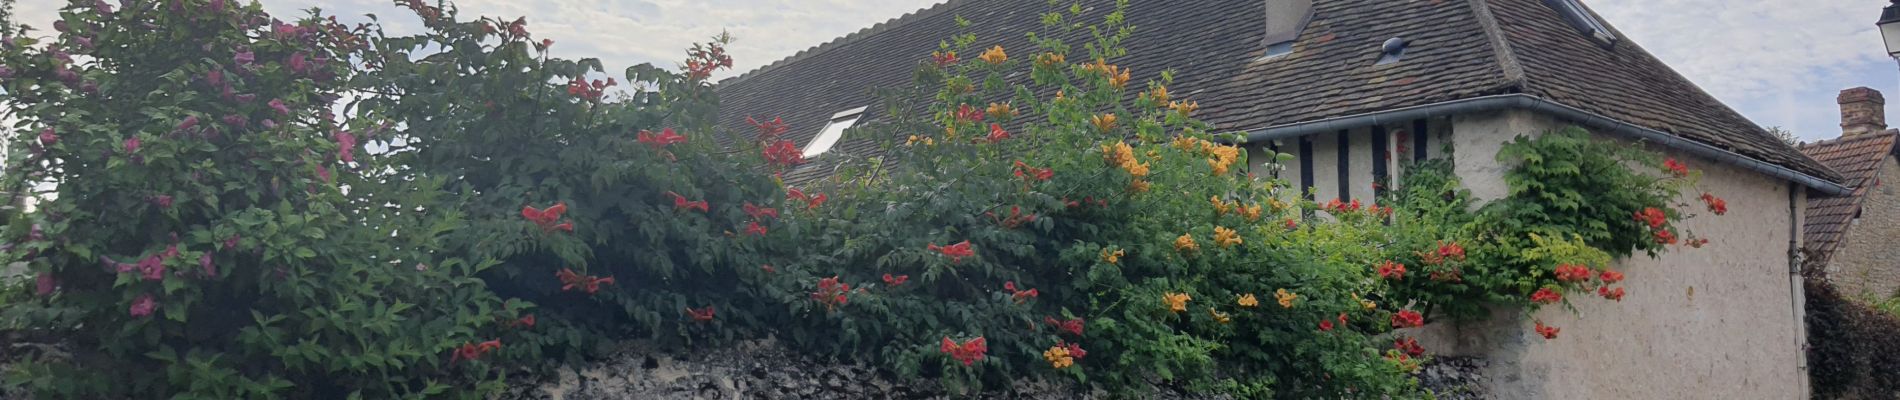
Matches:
[[1466, 0, 1527, 90]]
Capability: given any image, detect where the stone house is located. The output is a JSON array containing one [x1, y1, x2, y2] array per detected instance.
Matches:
[[715, 0, 1850, 398], [1800, 87, 1900, 299]]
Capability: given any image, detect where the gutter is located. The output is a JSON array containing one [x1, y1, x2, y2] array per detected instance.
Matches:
[[1235, 94, 1852, 196]]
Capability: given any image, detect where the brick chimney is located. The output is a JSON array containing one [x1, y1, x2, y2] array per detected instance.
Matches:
[[1839, 87, 1887, 137]]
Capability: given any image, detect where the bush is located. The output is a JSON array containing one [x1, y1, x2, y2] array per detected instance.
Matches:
[[0, 0, 1740, 398], [0, 1, 517, 397], [349, 0, 791, 365], [1381, 128, 1725, 325], [1808, 279, 1900, 398], [755, 5, 1424, 396]]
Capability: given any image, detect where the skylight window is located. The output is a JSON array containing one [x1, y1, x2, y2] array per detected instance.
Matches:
[[1547, 0, 1616, 43], [802, 106, 867, 158]]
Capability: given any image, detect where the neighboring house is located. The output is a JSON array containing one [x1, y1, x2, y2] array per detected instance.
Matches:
[[716, 0, 1849, 398], [1801, 87, 1900, 298]]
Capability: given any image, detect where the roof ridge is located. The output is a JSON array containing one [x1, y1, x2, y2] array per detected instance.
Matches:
[[1467, 0, 1526, 90], [1798, 130, 1900, 150], [717, 0, 965, 88]]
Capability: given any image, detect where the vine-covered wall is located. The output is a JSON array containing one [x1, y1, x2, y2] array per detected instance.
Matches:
[[1421, 109, 1809, 399]]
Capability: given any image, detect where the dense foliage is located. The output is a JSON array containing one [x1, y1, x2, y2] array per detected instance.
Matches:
[[0, 0, 515, 397], [1381, 128, 1725, 321], [0, 0, 1730, 398], [1807, 278, 1900, 399]]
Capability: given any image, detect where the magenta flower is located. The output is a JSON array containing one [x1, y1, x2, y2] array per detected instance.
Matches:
[[35, 272, 55, 296], [287, 52, 307, 73], [37, 128, 56, 146], [234, 49, 253, 66], [269, 99, 289, 115], [54, 68, 78, 84], [261, 119, 277, 129], [74, 36, 93, 50], [93, 0, 113, 14], [137, 256, 163, 281], [206, 69, 223, 87], [235, 93, 255, 103], [222, 114, 245, 128], [224, 234, 241, 249], [335, 130, 356, 163], [123, 136, 141, 153], [151, 195, 173, 208], [0, 65, 13, 79], [316, 163, 331, 182], [177, 115, 198, 131], [272, 21, 297, 40], [129, 293, 157, 318], [199, 253, 216, 278]]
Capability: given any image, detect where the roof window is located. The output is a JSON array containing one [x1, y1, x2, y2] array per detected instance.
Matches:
[[1545, 0, 1617, 44], [802, 106, 867, 158], [1258, 0, 1314, 61]]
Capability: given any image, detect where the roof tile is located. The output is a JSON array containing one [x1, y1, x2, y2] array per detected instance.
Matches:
[[716, 0, 1842, 185], [1798, 131, 1899, 264]]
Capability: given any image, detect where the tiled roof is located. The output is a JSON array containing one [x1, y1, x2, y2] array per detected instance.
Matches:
[[716, 0, 1843, 185], [1798, 131, 1899, 265]]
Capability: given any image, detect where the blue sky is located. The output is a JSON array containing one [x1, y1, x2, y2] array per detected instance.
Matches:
[[16, 0, 1897, 142]]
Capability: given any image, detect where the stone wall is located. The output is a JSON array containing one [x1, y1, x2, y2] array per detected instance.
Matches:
[[499, 339, 1223, 400], [1410, 109, 1810, 399], [1829, 158, 1900, 298]]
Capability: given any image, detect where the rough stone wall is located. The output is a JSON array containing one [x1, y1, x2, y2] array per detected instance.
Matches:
[[1829, 158, 1900, 298], [499, 339, 1222, 400], [1414, 109, 1809, 399]]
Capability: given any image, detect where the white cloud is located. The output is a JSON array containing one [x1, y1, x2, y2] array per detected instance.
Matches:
[[1589, 0, 1894, 140], [14, 0, 938, 80], [1592, 0, 1882, 100]]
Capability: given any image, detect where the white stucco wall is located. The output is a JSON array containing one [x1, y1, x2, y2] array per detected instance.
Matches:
[[1416, 109, 1809, 399], [1310, 131, 1342, 203], [1247, 120, 1450, 213]]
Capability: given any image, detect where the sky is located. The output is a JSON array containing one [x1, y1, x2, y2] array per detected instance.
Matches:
[[13, 0, 1898, 142]]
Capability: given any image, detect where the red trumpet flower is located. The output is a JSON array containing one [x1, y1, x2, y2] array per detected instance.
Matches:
[[665, 191, 709, 213], [928, 241, 975, 263], [882, 273, 909, 286], [521, 202, 573, 232], [1530, 287, 1562, 305], [637, 128, 687, 150], [555, 268, 616, 294], [743, 202, 780, 220], [1045, 316, 1086, 336], [686, 306, 716, 322], [940, 336, 988, 366]]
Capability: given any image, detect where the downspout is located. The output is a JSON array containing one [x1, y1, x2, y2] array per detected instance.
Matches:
[[1236, 94, 1852, 196], [1788, 181, 1811, 397]]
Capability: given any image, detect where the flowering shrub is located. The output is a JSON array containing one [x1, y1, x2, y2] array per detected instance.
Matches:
[[1379, 127, 1725, 337], [0, 0, 1736, 398], [751, 4, 1422, 396], [349, 0, 792, 364], [0, 1, 517, 397]]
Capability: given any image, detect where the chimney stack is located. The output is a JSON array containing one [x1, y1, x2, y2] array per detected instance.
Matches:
[[1839, 87, 1887, 137]]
